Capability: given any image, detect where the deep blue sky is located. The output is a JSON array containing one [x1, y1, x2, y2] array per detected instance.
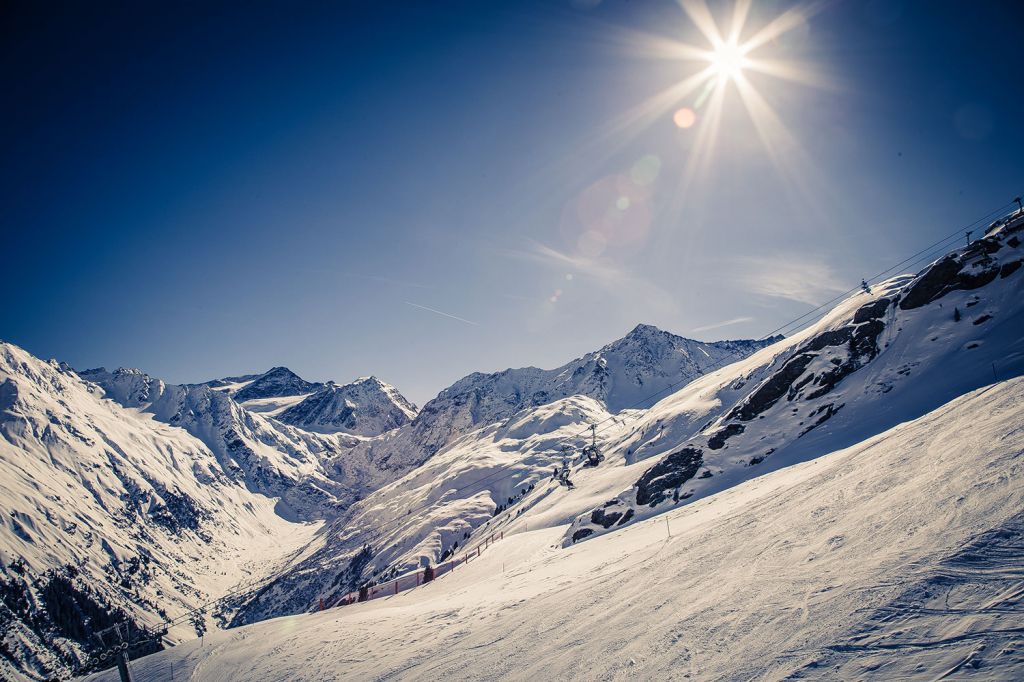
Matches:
[[3, 1, 1023, 405]]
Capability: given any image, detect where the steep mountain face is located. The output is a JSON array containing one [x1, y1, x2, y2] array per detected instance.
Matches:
[[276, 377, 417, 436], [341, 328, 779, 473], [566, 216, 1024, 543], [76, 368, 368, 521], [228, 367, 322, 403], [0, 344, 322, 681]]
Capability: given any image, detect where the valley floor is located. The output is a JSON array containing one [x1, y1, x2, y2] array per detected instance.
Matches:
[[85, 378, 1024, 681]]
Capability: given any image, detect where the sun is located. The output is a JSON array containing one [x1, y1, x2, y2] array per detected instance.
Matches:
[[596, 1, 828, 204], [709, 40, 747, 81]]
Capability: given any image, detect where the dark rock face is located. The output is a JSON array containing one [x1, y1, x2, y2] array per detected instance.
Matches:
[[852, 297, 891, 324], [707, 423, 745, 450], [900, 238, 1005, 310], [728, 302, 889, 421], [973, 314, 993, 326], [804, 320, 885, 401], [590, 503, 624, 529], [148, 487, 207, 534], [635, 447, 703, 507], [571, 528, 595, 543], [729, 354, 815, 422], [798, 402, 843, 438], [1000, 260, 1022, 278]]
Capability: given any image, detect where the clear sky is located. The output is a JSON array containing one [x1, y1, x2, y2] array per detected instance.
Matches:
[[3, 1, 1022, 406]]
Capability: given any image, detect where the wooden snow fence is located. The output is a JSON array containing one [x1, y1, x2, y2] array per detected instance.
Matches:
[[314, 531, 504, 611]]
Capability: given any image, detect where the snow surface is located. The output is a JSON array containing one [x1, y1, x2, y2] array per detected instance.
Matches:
[[568, 220, 1024, 542], [85, 378, 1024, 681]]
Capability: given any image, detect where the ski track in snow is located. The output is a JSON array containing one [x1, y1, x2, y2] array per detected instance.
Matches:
[[86, 378, 1024, 681]]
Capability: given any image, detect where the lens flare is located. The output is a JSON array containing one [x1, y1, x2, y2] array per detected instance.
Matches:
[[673, 107, 697, 129]]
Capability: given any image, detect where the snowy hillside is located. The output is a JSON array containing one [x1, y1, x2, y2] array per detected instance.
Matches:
[[86, 378, 1024, 681], [6, 215, 1022, 680], [227, 328, 776, 622], [276, 376, 417, 436], [231, 395, 616, 625], [0, 352, 429, 680], [567, 217, 1024, 543], [0, 344, 321, 681]]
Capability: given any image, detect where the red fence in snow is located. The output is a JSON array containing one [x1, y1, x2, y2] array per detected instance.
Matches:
[[315, 531, 504, 611]]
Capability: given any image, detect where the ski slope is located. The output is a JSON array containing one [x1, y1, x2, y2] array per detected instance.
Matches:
[[86, 378, 1024, 681]]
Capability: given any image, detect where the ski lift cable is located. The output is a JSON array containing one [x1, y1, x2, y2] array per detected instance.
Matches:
[[108, 196, 1021, 650]]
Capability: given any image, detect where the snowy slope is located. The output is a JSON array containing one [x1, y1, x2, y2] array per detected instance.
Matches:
[[0, 351, 431, 680], [275, 376, 417, 436], [86, 378, 1024, 681], [0, 344, 321, 681], [567, 218, 1024, 542]]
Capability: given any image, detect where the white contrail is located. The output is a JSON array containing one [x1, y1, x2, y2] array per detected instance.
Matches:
[[691, 316, 754, 333], [404, 301, 479, 326]]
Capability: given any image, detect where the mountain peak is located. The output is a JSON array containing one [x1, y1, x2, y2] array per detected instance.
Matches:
[[276, 374, 417, 436], [618, 321, 667, 339], [625, 323, 665, 338], [264, 366, 301, 378], [233, 366, 320, 403]]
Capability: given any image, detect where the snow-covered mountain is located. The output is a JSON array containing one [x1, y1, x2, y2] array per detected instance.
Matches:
[[76, 367, 369, 520], [0, 355, 428, 680], [0, 345, 323, 681], [339, 328, 779, 474], [276, 376, 417, 436], [7, 211, 1023, 681], [228, 330, 778, 622], [230, 215, 1023, 628]]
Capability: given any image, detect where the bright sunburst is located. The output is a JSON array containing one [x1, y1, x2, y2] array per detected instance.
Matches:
[[600, 0, 829, 206], [708, 39, 748, 81]]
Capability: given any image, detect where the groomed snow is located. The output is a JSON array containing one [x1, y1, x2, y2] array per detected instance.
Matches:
[[86, 377, 1024, 681]]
